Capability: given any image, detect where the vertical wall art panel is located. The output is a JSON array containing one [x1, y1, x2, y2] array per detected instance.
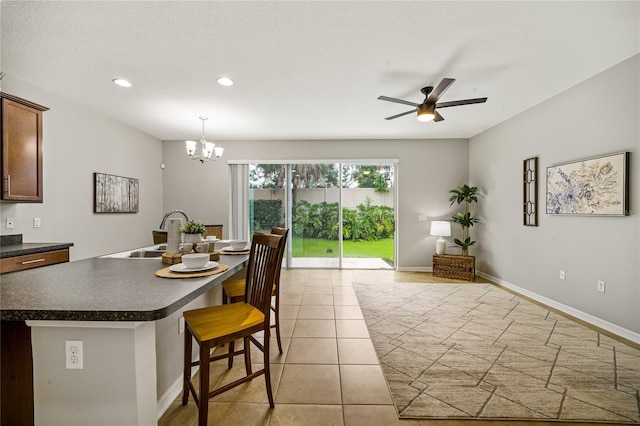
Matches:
[[94, 172, 139, 213], [523, 157, 538, 226], [546, 152, 629, 216]]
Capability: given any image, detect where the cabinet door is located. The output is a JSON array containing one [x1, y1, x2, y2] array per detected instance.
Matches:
[[1, 98, 44, 202]]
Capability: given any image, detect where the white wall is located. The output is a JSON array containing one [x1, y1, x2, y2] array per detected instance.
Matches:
[[470, 55, 639, 335], [0, 76, 164, 260], [162, 138, 470, 269]]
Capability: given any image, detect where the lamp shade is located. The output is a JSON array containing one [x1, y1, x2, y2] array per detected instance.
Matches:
[[430, 221, 451, 237]]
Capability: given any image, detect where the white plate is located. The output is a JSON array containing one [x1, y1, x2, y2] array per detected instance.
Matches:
[[169, 261, 219, 273], [223, 246, 250, 252]]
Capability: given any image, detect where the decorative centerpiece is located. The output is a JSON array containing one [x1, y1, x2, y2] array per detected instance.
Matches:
[[179, 220, 206, 244]]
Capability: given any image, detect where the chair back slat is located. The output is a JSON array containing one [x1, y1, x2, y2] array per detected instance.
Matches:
[[270, 226, 289, 285], [244, 233, 282, 318]]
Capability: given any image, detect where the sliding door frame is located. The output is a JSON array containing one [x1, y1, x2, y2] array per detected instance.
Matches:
[[230, 158, 399, 270]]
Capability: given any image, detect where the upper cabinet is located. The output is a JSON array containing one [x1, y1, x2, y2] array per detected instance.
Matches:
[[1, 92, 48, 202]]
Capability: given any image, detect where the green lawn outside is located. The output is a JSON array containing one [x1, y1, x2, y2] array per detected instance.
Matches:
[[291, 237, 394, 261]]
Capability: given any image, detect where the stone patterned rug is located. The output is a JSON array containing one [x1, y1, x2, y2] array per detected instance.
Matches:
[[353, 282, 640, 423]]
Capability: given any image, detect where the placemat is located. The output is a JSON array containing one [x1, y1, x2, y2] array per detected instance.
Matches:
[[220, 249, 250, 255], [156, 263, 228, 279]]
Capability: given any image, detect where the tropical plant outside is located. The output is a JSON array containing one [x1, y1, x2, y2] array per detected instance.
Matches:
[[252, 198, 394, 241]]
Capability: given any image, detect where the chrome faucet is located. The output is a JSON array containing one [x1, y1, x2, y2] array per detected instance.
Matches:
[[159, 210, 190, 230]]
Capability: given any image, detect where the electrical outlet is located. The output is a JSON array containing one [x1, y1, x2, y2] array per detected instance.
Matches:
[[178, 317, 185, 334], [65, 340, 83, 369], [33, 218, 41, 228], [597, 281, 606, 293], [5, 217, 14, 229], [559, 270, 566, 280], [418, 215, 428, 222]]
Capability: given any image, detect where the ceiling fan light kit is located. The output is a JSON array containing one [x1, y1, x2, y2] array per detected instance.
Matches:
[[185, 116, 224, 163], [378, 78, 487, 123], [416, 103, 435, 122]]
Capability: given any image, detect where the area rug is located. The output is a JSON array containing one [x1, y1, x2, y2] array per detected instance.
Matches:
[[352, 282, 640, 423]]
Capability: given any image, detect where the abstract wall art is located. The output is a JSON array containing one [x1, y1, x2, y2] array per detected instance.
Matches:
[[546, 152, 629, 216], [94, 172, 139, 213]]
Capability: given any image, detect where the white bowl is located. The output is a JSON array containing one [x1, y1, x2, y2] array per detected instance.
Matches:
[[229, 240, 247, 250], [206, 236, 218, 242], [181, 253, 209, 269]]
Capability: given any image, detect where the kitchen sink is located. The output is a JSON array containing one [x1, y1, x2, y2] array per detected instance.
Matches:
[[129, 249, 165, 258]]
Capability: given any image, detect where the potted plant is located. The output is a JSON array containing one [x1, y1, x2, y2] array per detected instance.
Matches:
[[449, 184, 481, 256], [179, 220, 206, 243]]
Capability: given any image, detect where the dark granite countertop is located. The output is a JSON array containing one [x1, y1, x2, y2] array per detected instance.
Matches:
[[0, 242, 75, 259], [0, 254, 248, 322], [0, 234, 73, 259]]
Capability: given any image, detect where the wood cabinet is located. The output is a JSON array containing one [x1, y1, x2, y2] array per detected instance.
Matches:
[[433, 254, 475, 281], [0, 249, 70, 274], [1, 320, 34, 426], [1, 246, 70, 425], [1, 92, 48, 202]]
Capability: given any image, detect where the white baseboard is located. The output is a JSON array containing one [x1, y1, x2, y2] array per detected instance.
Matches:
[[156, 376, 182, 420], [397, 266, 432, 272], [476, 271, 640, 345], [157, 366, 199, 420]]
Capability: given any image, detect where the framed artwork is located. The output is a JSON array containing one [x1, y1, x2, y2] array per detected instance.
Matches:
[[523, 157, 538, 226], [546, 152, 629, 216], [94, 173, 139, 213]]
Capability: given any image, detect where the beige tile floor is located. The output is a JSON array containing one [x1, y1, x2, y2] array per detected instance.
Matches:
[[159, 269, 608, 426]]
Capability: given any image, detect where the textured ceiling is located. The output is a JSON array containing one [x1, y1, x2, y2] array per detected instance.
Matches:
[[2, 1, 638, 141]]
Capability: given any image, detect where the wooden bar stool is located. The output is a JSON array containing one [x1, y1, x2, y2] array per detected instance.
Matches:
[[222, 227, 288, 354], [181, 232, 283, 426]]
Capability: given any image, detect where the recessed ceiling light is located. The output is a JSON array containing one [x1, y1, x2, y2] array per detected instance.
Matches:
[[217, 77, 233, 86], [112, 78, 132, 88]]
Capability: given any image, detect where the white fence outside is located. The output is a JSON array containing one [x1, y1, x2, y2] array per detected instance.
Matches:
[[251, 188, 394, 209]]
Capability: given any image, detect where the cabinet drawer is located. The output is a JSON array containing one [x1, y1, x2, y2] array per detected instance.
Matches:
[[0, 249, 69, 274]]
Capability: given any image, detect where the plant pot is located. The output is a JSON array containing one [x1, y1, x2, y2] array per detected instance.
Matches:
[[183, 233, 201, 244]]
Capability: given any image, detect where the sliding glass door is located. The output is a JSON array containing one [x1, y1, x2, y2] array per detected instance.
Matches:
[[341, 163, 395, 269], [290, 163, 340, 268], [247, 161, 396, 269]]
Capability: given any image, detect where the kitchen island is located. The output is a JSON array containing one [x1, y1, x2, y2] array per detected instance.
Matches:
[[1, 251, 249, 425]]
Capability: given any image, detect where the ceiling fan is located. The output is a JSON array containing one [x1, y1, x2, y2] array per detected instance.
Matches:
[[378, 78, 487, 122]]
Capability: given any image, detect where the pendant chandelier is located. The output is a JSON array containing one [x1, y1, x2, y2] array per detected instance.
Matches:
[[185, 116, 224, 163]]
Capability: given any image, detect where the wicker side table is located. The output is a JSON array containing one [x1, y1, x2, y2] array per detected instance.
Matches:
[[432, 254, 475, 281]]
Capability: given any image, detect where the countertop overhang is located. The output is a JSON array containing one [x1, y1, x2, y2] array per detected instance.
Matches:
[[0, 254, 248, 322]]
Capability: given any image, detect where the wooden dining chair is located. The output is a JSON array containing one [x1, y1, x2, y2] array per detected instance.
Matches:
[[203, 224, 223, 240], [181, 232, 282, 426], [221, 226, 289, 353]]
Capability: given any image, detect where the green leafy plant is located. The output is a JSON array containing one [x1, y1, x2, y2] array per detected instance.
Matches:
[[179, 220, 206, 235], [250, 199, 283, 232], [449, 184, 481, 255], [291, 198, 394, 242]]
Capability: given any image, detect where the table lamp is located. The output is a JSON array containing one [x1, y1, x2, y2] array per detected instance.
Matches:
[[430, 221, 451, 255]]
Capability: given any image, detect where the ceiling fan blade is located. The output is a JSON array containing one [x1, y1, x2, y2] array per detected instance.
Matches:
[[384, 109, 416, 120], [436, 97, 488, 109], [434, 111, 444, 122], [378, 96, 420, 107], [426, 78, 455, 103]]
